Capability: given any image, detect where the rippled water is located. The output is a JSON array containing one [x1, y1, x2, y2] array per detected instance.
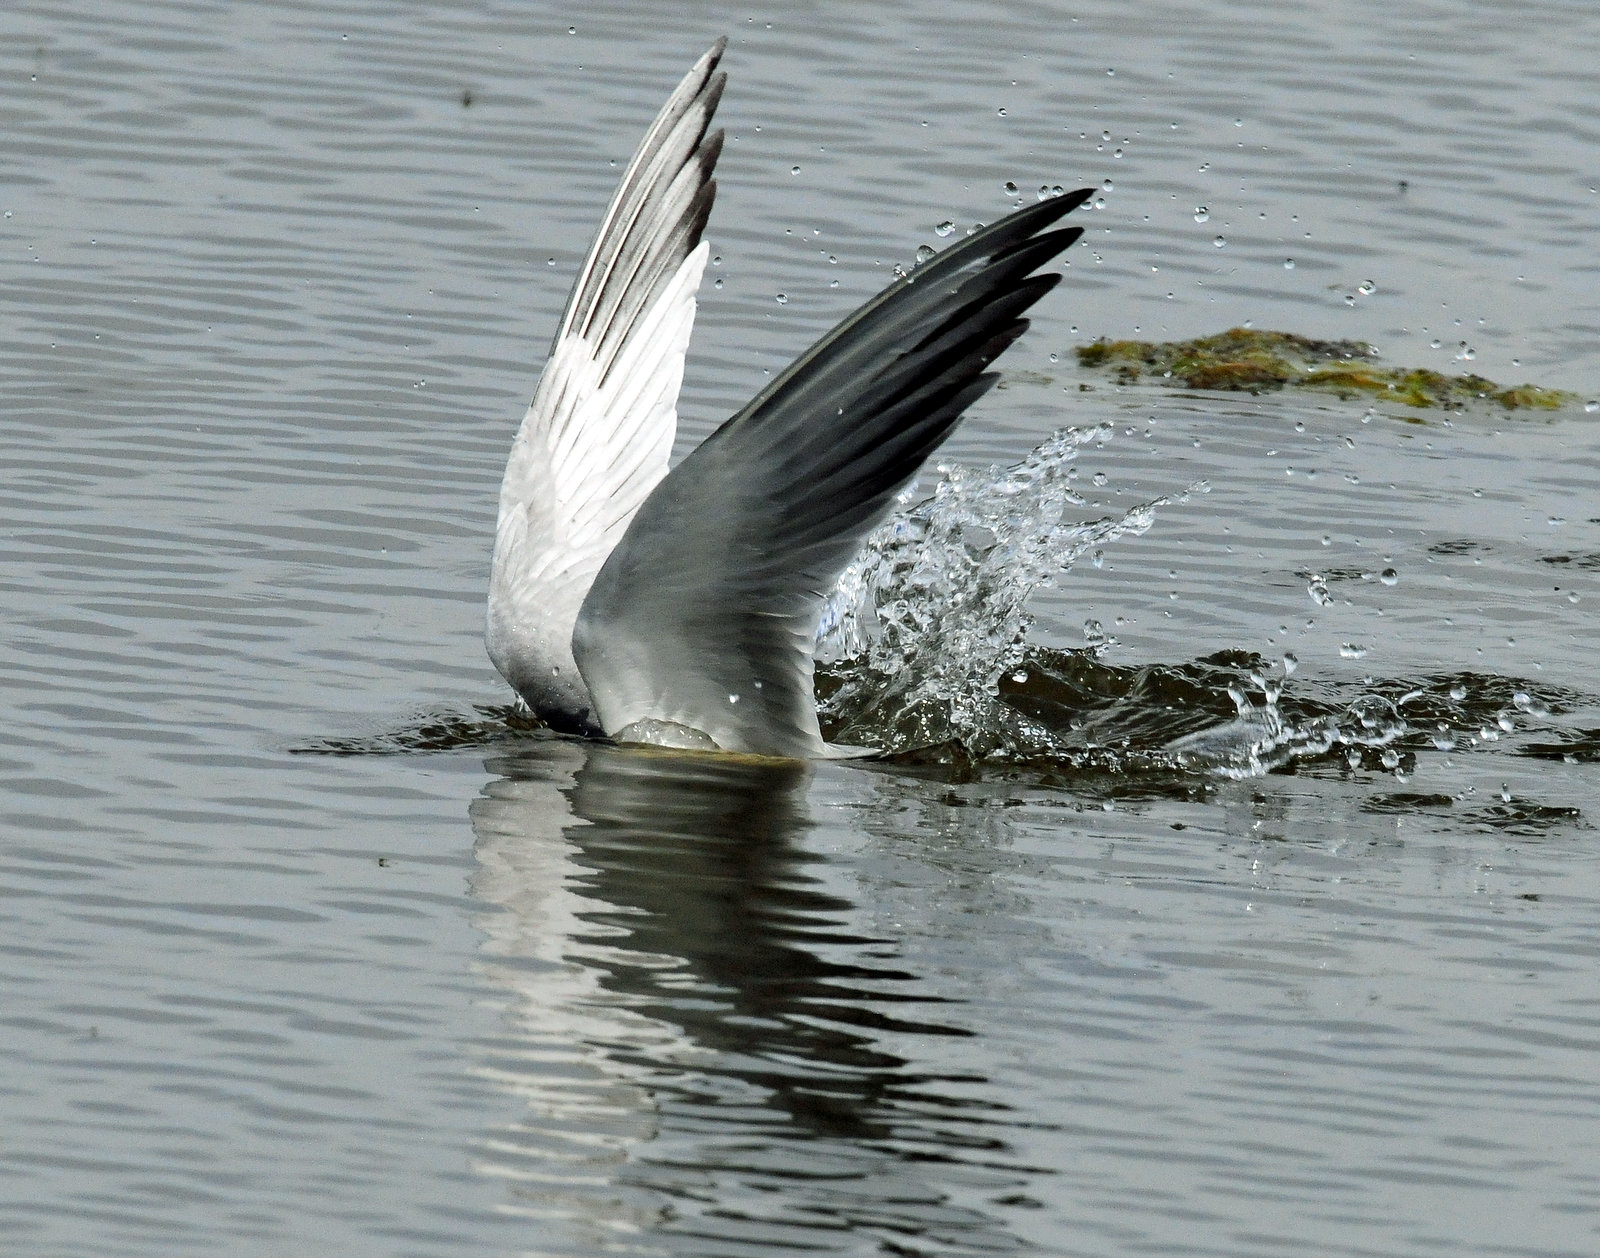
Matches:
[[4, 1, 1598, 1255]]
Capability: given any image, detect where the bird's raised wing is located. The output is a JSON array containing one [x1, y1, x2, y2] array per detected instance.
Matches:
[[487, 41, 726, 733], [573, 190, 1095, 756]]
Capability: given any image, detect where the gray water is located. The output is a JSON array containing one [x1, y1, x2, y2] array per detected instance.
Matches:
[[3, 1, 1599, 1255]]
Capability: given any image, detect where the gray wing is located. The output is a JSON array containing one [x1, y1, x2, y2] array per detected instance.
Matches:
[[486, 41, 726, 733], [573, 190, 1094, 757]]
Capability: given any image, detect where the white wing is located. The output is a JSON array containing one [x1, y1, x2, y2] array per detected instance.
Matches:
[[487, 42, 726, 733]]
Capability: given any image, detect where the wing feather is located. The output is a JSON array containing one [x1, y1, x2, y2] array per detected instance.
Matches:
[[487, 42, 726, 732], [573, 191, 1094, 755]]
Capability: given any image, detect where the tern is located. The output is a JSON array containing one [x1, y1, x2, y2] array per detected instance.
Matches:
[[487, 39, 1092, 757]]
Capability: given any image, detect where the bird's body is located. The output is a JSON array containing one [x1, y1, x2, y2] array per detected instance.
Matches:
[[488, 40, 1091, 756]]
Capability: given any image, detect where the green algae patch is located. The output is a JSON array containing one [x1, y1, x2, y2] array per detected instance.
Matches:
[[1075, 328, 1576, 412]]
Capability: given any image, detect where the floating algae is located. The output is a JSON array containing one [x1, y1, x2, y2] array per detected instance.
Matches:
[[1075, 328, 1578, 412]]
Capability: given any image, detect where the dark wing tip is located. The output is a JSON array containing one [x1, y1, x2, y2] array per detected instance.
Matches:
[[903, 185, 1096, 294], [971, 187, 1095, 254], [701, 67, 728, 117]]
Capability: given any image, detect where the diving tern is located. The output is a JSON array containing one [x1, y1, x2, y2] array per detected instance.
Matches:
[[487, 39, 1091, 757]]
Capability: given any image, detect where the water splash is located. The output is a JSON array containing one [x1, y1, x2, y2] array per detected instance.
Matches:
[[934, 647, 1579, 781], [808, 426, 1583, 779], [815, 425, 1197, 758]]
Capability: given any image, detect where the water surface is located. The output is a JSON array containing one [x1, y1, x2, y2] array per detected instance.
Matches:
[[3, 1, 1598, 1255]]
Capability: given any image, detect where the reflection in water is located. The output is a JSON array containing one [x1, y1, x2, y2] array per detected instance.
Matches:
[[469, 741, 1042, 1256]]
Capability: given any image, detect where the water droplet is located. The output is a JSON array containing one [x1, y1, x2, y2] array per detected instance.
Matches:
[[567, 25, 576, 33], [915, 243, 936, 264], [1003, 180, 1019, 195], [712, 255, 722, 266], [1380, 568, 1398, 585], [1193, 206, 1209, 223], [728, 693, 740, 705], [1450, 683, 1468, 701], [1500, 783, 1512, 803], [997, 107, 1008, 117], [1091, 471, 1108, 487], [713, 277, 723, 289], [1586, 400, 1599, 413], [1357, 280, 1376, 295], [1308, 574, 1332, 606], [1284, 257, 1295, 269], [1455, 342, 1475, 361], [1339, 643, 1367, 659], [546, 257, 556, 267], [935, 220, 956, 237], [775, 292, 788, 304], [1213, 235, 1226, 248], [791, 164, 801, 175]]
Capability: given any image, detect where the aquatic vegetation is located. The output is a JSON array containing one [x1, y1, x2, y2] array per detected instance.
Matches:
[[1075, 328, 1578, 411]]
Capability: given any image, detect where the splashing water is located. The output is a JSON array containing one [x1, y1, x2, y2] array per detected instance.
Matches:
[[815, 425, 1194, 758], [807, 426, 1579, 779]]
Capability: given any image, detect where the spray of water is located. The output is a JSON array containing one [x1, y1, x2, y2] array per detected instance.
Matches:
[[816, 425, 1195, 758], [812, 425, 1451, 777]]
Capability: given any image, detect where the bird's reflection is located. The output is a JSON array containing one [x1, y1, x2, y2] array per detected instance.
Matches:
[[468, 739, 1037, 1255]]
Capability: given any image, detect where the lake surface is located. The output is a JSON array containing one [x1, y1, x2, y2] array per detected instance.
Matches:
[[3, 1, 1598, 1255]]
